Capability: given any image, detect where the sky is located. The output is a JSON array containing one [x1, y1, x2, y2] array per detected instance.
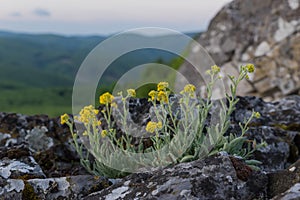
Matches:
[[0, 0, 232, 36]]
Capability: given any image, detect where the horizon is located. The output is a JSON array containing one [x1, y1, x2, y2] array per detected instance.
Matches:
[[0, 28, 201, 37], [0, 0, 232, 36]]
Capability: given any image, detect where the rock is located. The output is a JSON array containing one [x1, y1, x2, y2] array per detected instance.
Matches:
[[221, 38, 237, 53], [272, 183, 300, 200], [177, 0, 300, 100], [231, 96, 300, 170], [0, 175, 111, 200], [0, 113, 113, 199], [274, 17, 296, 42], [25, 126, 54, 153], [205, 96, 299, 173], [268, 159, 300, 198], [0, 145, 46, 180], [85, 155, 268, 200], [0, 113, 88, 178], [288, 0, 300, 10], [246, 126, 293, 171], [0, 157, 45, 180], [254, 41, 271, 57]]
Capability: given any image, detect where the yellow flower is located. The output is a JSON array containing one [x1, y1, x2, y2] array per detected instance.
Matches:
[[148, 90, 157, 101], [78, 105, 98, 124], [246, 64, 255, 73], [145, 121, 163, 133], [180, 84, 196, 97], [254, 112, 261, 118], [60, 113, 69, 125], [99, 92, 114, 104], [157, 91, 169, 103], [127, 89, 136, 97], [157, 82, 169, 91], [83, 131, 88, 136], [211, 65, 220, 74], [157, 121, 163, 129], [101, 130, 108, 138], [184, 84, 196, 93]]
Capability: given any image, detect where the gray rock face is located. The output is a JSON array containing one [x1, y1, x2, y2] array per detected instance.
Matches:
[[231, 96, 300, 171], [272, 183, 300, 200], [85, 155, 268, 200], [0, 156, 45, 180], [0, 175, 111, 199], [177, 0, 300, 100], [25, 126, 54, 153], [268, 159, 300, 198]]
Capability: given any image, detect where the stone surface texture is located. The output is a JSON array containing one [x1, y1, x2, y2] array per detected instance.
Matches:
[[177, 0, 300, 100]]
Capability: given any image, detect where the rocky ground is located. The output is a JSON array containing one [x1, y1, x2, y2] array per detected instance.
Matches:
[[0, 95, 299, 199]]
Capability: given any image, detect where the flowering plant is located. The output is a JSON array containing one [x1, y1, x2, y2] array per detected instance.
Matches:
[[61, 64, 266, 178]]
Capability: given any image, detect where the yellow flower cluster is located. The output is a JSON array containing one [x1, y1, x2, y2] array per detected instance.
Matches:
[[246, 64, 255, 73], [145, 121, 163, 133], [101, 130, 108, 138], [99, 92, 114, 104], [181, 84, 196, 97], [211, 65, 221, 74], [157, 82, 169, 91], [148, 82, 170, 103], [157, 91, 169, 103], [60, 113, 69, 125], [206, 65, 221, 75], [148, 90, 157, 101], [75, 105, 101, 126], [127, 89, 136, 97]]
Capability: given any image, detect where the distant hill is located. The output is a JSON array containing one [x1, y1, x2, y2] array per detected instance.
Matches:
[[0, 30, 198, 116], [0, 31, 105, 88]]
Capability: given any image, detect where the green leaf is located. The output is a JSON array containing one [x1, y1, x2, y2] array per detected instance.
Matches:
[[245, 159, 263, 165], [247, 165, 261, 171], [180, 155, 195, 163]]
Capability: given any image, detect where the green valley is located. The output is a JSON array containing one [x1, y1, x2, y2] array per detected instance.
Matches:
[[0, 31, 197, 116]]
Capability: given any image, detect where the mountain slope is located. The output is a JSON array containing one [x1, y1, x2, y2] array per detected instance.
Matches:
[[0, 31, 198, 116]]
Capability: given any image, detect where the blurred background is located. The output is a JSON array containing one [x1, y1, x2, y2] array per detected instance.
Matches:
[[0, 0, 231, 116]]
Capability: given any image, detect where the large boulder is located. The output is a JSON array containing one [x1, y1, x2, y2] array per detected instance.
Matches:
[[177, 0, 300, 100]]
